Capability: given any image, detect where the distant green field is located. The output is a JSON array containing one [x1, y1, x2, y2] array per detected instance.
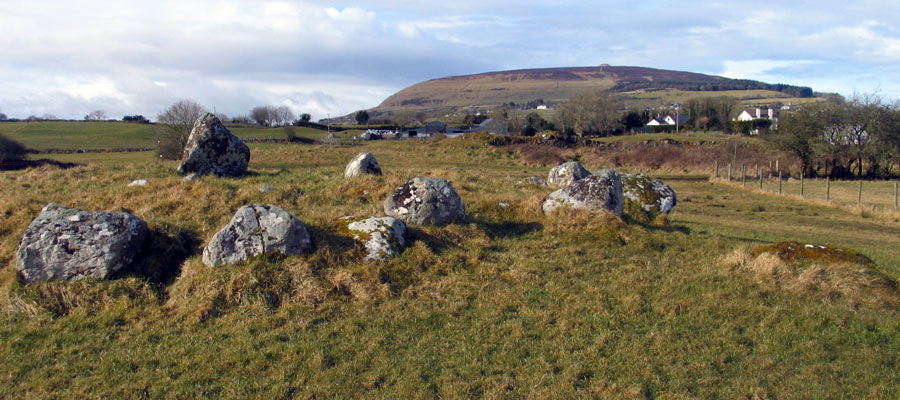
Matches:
[[620, 89, 827, 110], [0, 121, 360, 151]]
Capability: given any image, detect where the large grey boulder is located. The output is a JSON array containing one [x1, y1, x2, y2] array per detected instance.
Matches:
[[542, 170, 624, 216], [547, 161, 591, 187], [202, 204, 313, 267], [384, 177, 465, 225], [621, 173, 677, 214], [344, 152, 382, 178], [339, 216, 407, 261], [178, 113, 250, 177], [16, 203, 149, 283]]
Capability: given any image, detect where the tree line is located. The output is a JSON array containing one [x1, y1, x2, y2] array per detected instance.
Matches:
[[773, 94, 900, 179], [612, 79, 813, 98]]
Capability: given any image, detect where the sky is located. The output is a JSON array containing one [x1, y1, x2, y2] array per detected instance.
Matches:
[[2, 1, 899, 121]]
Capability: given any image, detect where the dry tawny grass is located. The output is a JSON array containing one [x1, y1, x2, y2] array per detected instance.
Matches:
[[721, 246, 900, 309]]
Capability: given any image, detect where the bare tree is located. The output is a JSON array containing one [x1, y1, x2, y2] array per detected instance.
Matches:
[[275, 105, 295, 126], [156, 99, 208, 160], [84, 110, 107, 121], [251, 106, 273, 126], [556, 91, 622, 137]]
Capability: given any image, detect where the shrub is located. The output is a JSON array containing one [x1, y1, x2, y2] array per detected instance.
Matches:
[[155, 126, 187, 160], [284, 126, 297, 142], [0, 133, 27, 163]]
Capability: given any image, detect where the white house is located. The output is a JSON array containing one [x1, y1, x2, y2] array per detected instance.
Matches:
[[736, 108, 776, 122], [646, 115, 689, 126]]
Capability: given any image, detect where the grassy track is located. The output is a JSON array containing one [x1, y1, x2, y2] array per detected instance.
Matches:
[[1, 136, 898, 398]]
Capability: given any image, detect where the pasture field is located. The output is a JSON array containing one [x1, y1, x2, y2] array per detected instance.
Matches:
[[1, 136, 899, 398], [620, 89, 828, 110], [0, 121, 349, 151]]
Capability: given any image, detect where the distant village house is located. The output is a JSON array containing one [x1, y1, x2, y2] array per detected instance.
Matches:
[[646, 114, 689, 127]]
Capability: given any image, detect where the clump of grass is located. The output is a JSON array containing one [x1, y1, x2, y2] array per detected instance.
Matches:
[[0, 265, 161, 319], [722, 246, 900, 309], [165, 256, 331, 323], [542, 207, 626, 245]]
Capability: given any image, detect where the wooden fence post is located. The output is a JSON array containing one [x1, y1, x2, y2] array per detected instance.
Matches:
[[826, 177, 831, 201], [741, 164, 746, 186], [895, 181, 898, 210], [728, 164, 732, 181], [759, 172, 763, 190], [715, 160, 719, 179], [858, 180, 863, 205], [778, 171, 782, 194], [800, 174, 804, 197]]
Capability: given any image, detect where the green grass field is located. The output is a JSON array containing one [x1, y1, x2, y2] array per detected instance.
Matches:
[[1, 132, 899, 398], [0, 121, 352, 151]]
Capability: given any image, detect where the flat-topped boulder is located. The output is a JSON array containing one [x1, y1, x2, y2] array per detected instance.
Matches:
[[178, 113, 250, 177], [384, 177, 465, 225], [16, 203, 148, 282], [547, 161, 591, 187], [542, 169, 624, 216], [202, 204, 313, 267], [344, 152, 382, 178], [621, 173, 677, 215], [339, 216, 408, 261]]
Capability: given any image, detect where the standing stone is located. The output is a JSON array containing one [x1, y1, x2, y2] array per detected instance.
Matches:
[[384, 177, 466, 225], [202, 204, 313, 267], [339, 216, 407, 261], [178, 113, 250, 177], [547, 161, 591, 187], [621, 173, 677, 214], [344, 152, 382, 178], [542, 170, 624, 215], [16, 203, 149, 282]]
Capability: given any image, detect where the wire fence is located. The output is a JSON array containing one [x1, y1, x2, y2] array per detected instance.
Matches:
[[713, 160, 900, 213]]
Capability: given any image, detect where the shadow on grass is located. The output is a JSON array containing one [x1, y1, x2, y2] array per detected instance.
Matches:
[[0, 159, 82, 171], [473, 219, 544, 239], [120, 223, 202, 286], [622, 214, 692, 234]]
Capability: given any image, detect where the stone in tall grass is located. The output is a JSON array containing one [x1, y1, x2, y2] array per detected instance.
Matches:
[[202, 204, 313, 267], [547, 161, 591, 187], [178, 113, 250, 177], [338, 216, 407, 261], [16, 203, 149, 282], [542, 170, 623, 215], [384, 177, 465, 225], [344, 152, 382, 178]]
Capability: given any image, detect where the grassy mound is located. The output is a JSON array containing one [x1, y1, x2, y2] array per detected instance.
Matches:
[[722, 244, 898, 310]]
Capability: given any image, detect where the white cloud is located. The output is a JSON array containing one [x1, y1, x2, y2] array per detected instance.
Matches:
[[2, 0, 900, 119]]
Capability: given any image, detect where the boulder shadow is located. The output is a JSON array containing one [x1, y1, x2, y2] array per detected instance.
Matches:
[[622, 214, 691, 234], [306, 224, 361, 255], [120, 223, 202, 285], [473, 219, 544, 240], [0, 159, 82, 171]]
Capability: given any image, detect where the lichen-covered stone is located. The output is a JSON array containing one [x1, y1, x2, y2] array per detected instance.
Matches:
[[178, 113, 250, 177], [339, 216, 407, 261], [16, 203, 148, 282], [547, 161, 591, 187], [384, 177, 465, 225], [542, 170, 623, 215], [620, 173, 677, 215], [202, 204, 313, 267], [344, 152, 382, 178]]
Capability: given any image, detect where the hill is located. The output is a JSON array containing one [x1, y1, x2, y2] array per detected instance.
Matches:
[[358, 65, 823, 122]]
